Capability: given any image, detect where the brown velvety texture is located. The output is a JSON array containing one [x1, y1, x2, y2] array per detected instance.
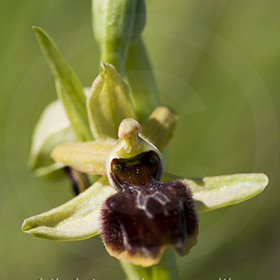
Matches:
[[101, 179, 198, 263]]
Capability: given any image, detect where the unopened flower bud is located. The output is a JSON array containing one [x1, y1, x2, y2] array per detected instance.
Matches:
[[92, 0, 146, 76]]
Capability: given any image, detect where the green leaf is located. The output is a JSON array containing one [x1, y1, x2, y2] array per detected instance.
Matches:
[[33, 26, 93, 141], [22, 176, 116, 240], [29, 99, 76, 178], [183, 173, 269, 211], [87, 62, 136, 140]]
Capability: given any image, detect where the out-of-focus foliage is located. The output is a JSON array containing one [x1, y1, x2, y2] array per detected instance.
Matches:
[[1, 0, 279, 279]]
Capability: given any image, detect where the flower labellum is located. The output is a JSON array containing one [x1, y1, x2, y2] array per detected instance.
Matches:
[[101, 118, 199, 267]]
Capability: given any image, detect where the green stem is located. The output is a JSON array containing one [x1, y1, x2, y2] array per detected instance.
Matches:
[[163, 248, 180, 280], [126, 37, 160, 122], [120, 249, 179, 280]]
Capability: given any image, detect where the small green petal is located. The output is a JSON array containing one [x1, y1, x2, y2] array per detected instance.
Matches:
[[29, 100, 76, 178], [51, 140, 115, 175], [87, 62, 136, 140], [141, 106, 178, 152], [33, 26, 93, 141], [22, 177, 116, 240], [183, 173, 269, 211]]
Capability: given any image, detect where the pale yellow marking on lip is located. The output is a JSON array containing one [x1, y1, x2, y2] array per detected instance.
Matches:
[[105, 244, 164, 267]]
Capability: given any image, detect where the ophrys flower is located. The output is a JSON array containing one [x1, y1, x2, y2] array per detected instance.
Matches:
[[23, 26, 268, 270], [101, 118, 198, 266]]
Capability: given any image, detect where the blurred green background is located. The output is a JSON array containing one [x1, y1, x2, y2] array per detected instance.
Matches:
[[1, 0, 280, 279]]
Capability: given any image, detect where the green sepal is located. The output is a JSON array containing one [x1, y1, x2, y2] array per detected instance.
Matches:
[[22, 176, 116, 240], [33, 26, 93, 141], [29, 100, 76, 178], [87, 62, 136, 140], [163, 172, 269, 212]]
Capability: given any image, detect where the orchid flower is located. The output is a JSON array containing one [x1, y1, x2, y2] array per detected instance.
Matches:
[[22, 1, 269, 279]]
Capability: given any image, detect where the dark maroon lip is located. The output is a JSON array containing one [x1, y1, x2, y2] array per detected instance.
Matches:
[[101, 178, 198, 263], [103, 146, 198, 265]]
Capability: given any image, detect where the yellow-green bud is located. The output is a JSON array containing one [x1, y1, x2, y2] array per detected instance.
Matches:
[[92, 0, 146, 76]]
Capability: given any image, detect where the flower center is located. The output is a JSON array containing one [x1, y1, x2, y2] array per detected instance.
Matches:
[[106, 118, 163, 190]]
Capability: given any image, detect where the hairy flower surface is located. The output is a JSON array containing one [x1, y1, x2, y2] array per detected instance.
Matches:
[[101, 119, 198, 266]]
